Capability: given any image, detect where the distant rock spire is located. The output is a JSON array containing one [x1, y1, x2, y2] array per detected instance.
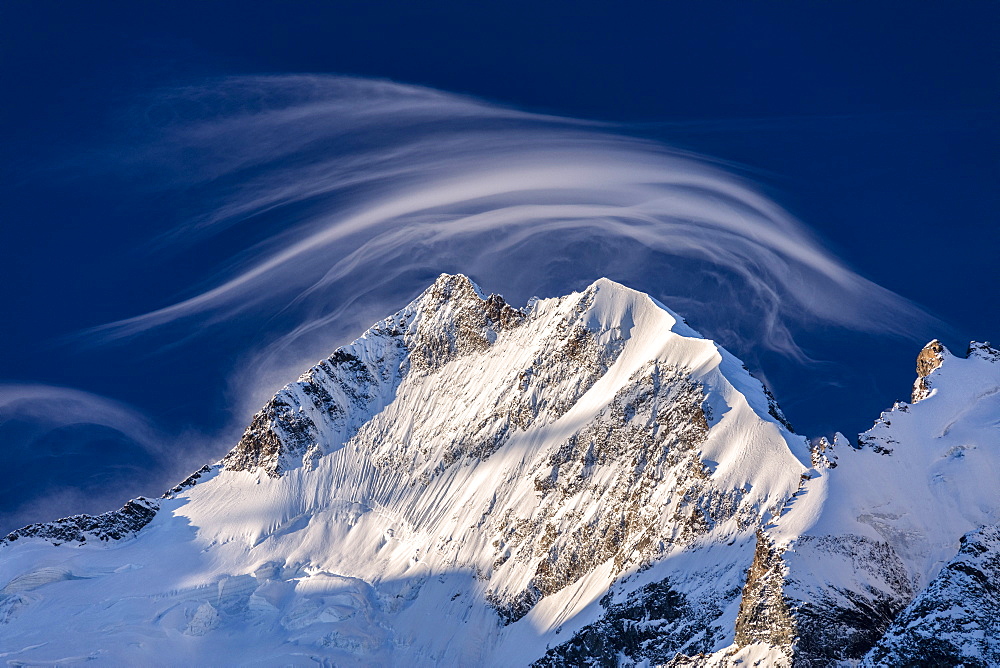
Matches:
[[912, 339, 949, 403]]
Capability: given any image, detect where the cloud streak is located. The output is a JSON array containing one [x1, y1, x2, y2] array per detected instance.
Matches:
[[0, 384, 163, 534], [82, 74, 934, 395], [0, 384, 158, 450]]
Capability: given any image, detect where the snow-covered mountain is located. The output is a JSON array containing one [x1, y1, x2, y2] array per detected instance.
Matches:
[[1, 275, 997, 666]]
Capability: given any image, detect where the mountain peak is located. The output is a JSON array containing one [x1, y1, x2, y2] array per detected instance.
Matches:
[[2, 278, 996, 667], [423, 272, 488, 301], [585, 276, 636, 294]]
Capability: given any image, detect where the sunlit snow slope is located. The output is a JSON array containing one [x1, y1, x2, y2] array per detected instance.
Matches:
[[767, 339, 1000, 667], [1, 275, 997, 667]]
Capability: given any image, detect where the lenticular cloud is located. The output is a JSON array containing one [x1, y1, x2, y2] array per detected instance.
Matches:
[[90, 75, 930, 363]]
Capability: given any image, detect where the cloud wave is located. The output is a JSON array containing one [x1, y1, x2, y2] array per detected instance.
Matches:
[[0, 384, 158, 450], [86, 75, 932, 375]]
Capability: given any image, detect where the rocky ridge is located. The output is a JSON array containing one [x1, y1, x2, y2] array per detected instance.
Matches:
[[222, 274, 526, 477], [1, 497, 158, 547]]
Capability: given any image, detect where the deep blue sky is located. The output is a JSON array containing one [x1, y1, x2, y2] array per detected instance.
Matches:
[[1, 2, 997, 533]]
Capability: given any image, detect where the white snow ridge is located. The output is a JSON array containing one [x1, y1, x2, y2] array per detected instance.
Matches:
[[1, 275, 997, 666]]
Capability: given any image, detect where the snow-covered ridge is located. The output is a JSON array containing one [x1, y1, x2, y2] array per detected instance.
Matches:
[[0, 277, 996, 667], [766, 338, 1000, 665]]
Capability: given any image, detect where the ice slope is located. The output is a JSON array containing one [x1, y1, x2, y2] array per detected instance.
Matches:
[[0, 275, 812, 666]]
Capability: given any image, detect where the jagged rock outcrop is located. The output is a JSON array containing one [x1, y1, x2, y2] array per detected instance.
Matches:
[[807, 433, 840, 469], [2, 497, 158, 546], [912, 338, 948, 402], [163, 464, 213, 497], [733, 530, 794, 658], [407, 273, 525, 372], [968, 340, 1000, 363]]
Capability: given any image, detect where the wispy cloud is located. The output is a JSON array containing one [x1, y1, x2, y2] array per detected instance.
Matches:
[[82, 75, 932, 366], [0, 384, 158, 450], [0, 384, 227, 534]]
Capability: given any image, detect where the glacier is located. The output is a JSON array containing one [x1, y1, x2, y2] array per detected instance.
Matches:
[[1, 275, 997, 666]]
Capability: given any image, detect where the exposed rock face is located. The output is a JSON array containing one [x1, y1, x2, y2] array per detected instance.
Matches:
[[864, 524, 1000, 668], [221, 340, 406, 476], [223, 273, 523, 476], [487, 361, 747, 624], [785, 535, 914, 666], [408, 274, 525, 372], [967, 340, 1000, 363], [2, 497, 158, 546], [733, 530, 794, 658], [533, 578, 710, 667], [808, 434, 840, 469], [763, 384, 795, 433], [912, 338, 948, 402]]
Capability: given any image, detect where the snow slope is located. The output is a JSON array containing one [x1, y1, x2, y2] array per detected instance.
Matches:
[[1, 275, 996, 666], [766, 339, 1000, 665]]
